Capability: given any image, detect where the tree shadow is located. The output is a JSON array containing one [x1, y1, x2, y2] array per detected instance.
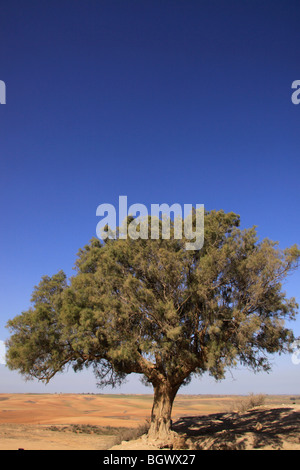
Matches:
[[173, 407, 300, 450]]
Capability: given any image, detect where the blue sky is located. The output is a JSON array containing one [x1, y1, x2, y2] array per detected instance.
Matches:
[[0, 0, 299, 394]]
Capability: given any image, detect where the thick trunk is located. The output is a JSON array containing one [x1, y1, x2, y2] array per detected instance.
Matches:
[[148, 381, 179, 441]]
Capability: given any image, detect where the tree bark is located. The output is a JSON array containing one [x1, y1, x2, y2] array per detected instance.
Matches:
[[147, 381, 179, 441]]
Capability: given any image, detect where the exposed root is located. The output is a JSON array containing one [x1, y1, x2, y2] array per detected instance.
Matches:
[[144, 429, 183, 449]]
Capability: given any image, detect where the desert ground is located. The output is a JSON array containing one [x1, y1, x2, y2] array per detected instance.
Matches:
[[0, 393, 299, 450]]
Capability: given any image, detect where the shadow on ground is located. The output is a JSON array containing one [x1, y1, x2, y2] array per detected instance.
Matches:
[[173, 407, 300, 450]]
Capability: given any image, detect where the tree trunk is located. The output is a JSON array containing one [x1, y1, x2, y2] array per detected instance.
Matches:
[[147, 381, 179, 441]]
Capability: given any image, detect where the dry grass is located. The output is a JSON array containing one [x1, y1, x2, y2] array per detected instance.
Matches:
[[227, 393, 266, 413], [111, 419, 150, 445], [47, 420, 150, 446], [47, 423, 129, 436]]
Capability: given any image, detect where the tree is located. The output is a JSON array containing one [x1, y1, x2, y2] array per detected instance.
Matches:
[[6, 210, 300, 442]]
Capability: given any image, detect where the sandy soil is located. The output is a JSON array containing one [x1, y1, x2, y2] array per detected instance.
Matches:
[[111, 404, 300, 451], [0, 393, 238, 427], [0, 394, 299, 450], [0, 423, 117, 450]]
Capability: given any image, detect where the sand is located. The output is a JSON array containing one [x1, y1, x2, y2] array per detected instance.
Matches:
[[0, 394, 299, 450]]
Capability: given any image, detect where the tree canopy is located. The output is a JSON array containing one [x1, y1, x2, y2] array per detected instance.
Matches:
[[6, 209, 300, 440]]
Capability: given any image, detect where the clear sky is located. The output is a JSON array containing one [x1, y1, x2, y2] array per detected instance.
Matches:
[[0, 0, 299, 394]]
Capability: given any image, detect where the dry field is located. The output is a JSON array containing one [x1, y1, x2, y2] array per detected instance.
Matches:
[[0, 393, 299, 450]]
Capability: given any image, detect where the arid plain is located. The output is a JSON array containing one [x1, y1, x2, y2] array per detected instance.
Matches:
[[0, 393, 299, 450]]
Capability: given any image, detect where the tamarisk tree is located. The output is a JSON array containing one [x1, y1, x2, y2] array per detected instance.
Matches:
[[6, 210, 300, 441]]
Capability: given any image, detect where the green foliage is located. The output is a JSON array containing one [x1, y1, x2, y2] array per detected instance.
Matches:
[[6, 210, 300, 392]]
